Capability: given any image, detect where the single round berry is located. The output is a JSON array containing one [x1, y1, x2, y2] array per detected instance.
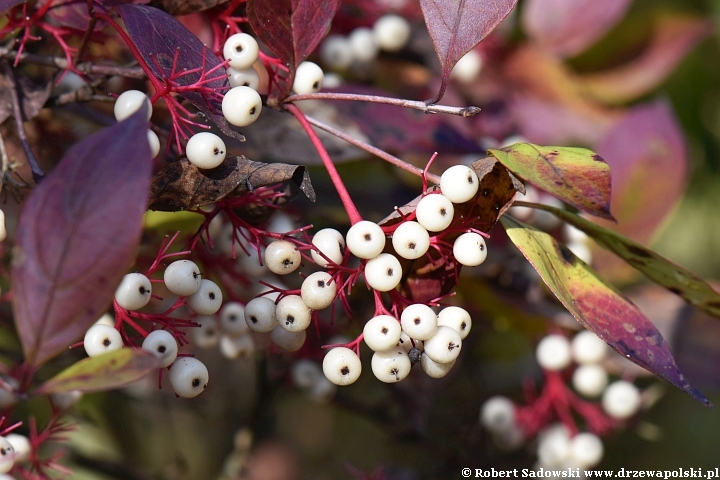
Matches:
[[114, 90, 152, 121], [276, 295, 312, 333], [228, 66, 260, 90], [292, 359, 323, 389], [398, 331, 423, 354], [311, 228, 345, 267], [371, 347, 411, 383], [537, 424, 571, 467], [142, 330, 178, 368], [400, 303, 438, 341], [420, 352, 455, 378], [219, 302, 249, 336], [300, 271, 337, 310], [115, 273, 152, 311], [219, 333, 255, 360], [364, 253, 402, 292], [440, 165, 479, 203], [391, 221, 430, 260], [223, 33, 259, 70], [322, 347, 361, 386], [94, 313, 115, 327], [147, 129, 160, 158], [320, 35, 353, 70], [571, 330, 607, 365], [449, 49, 483, 83], [373, 14, 411, 52], [190, 315, 220, 348], [271, 325, 307, 352], [348, 27, 378, 63], [572, 364, 608, 397], [535, 334, 572, 371], [164, 259, 202, 296], [84, 324, 123, 357], [293, 61, 324, 94], [5, 433, 30, 462], [569, 432, 604, 468], [168, 357, 209, 398], [602, 380, 641, 419], [186, 279, 223, 315], [0, 436, 14, 474], [491, 424, 526, 452], [244, 296, 278, 333], [453, 232, 488, 267], [222, 86, 262, 127], [480, 396, 516, 433], [363, 315, 402, 352], [346, 220, 386, 259], [186, 132, 226, 170], [264, 240, 302, 275], [415, 194, 454, 232], [0, 209, 5, 243], [423, 325, 462, 364], [437, 306, 472, 340]]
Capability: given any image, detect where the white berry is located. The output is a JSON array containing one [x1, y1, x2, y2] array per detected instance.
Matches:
[[480, 396, 516, 433], [300, 271, 337, 310], [440, 165, 479, 203], [190, 315, 220, 348], [373, 14, 411, 52], [535, 334, 572, 371], [322, 347, 361, 386], [602, 380, 641, 419], [186, 132, 226, 170], [437, 306, 472, 340], [264, 240, 301, 275], [537, 424, 571, 467], [186, 279, 222, 315], [453, 232, 488, 267], [147, 129, 160, 158], [292, 359, 324, 389], [114, 90, 152, 121], [363, 315, 402, 352], [348, 27, 378, 63], [569, 432, 604, 468], [142, 330, 178, 368], [346, 220, 386, 259], [321, 35, 353, 70], [423, 325, 462, 364], [400, 304, 437, 340], [449, 49, 483, 83], [420, 352, 454, 378], [276, 295, 312, 332], [115, 273, 152, 311], [5, 433, 30, 462], [271, 326, 307, 352], [168, 357, 208, 398], [228, 66, 260, 90], [311, 228, 345, 267], [571, 330, 607, 365], [163, 259, 202, 296], [223, 33, 259, 70], [219, 302, 249, 336], [415, 194, 454, 232], [371, 347, 411, 383], [0, 436, 13, 474], [364, 253, 402, 292], [244, 296, 278, 333], [397, 331, 422, 353], [219, 333, 255, 360], [222, 85, 262, 127], [391, 221, 430, 260], [84, 324, 123, 357], [572, 364, 608, 397], [293, 61, 324, 94]]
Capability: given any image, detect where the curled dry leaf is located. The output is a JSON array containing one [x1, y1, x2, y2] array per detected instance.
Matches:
[[148, 155, 316, 211], [0, 72, 52, 125]]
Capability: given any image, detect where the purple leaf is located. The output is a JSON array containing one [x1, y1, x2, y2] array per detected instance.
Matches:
[[11, 107, 152, 368], [501, 215, 709, 405], [420, 0, 517, 103], [0, 0, 26, 14], [117, 4, 243, 142], [521, 0, 633, 58], [248, 0, 339, 92]]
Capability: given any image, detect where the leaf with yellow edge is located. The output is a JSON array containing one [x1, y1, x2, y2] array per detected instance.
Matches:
[[501, 215, 709, 405], [36, 348, 161, 395]]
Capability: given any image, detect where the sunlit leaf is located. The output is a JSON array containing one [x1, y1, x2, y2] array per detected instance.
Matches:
[[35, 349, 161, 395], [487, 142, 614, 220], [419, 0, 517, 103], [501, 215, 709, 404], [11, 108, 152, 368]]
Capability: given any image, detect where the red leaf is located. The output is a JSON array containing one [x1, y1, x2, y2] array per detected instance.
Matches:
[[521, 0, 632, 58], [420, 0, 517, 103], [11, 107, 153, 368], [0, 0, 26, 14], [247, 0, 339, 89]]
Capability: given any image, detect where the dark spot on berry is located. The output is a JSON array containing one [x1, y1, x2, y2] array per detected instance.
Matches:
[[0, 448, 5, 455], [408, 348, 422, 364], [312, 81, 319, 89], [340, 366, 350, 375], [317, 280, 326, 288], [242, 81, 249, 86], [158, 345, 167, 353], [192, 378, 201, 388], [381, 327, 388, 334], [102, 338, 111, 347], [386, 268, 394, 276], [440, 208, 447, 216], [448, 342, 458, 351], [193, 271, 201, 279], [413, 317, 421, 325], [249, 106, 256, 115], [229, 314, 237, 322], [408, 242, 416, 249], [282, 258, 293, 266], [250, 316, 258, 323], [235, 45, 243, 52], [460, 321, 467, 330], [213, 147, 220, 155], [467, 175, 474, 184], [364, 233, 372, 241], [139, 286, 148, 294], [390, 368, 399, 379], [209, 292, 216, 300], [206, 329, 215, 336], [480, 244, 485, 251], [286, 315, 295, 325]]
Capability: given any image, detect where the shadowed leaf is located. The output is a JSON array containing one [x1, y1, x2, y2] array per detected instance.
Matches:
[[0, 0, 26, 14], [117, 4, 243, 141], [501, 215, 709, 405], [521, 0, 632, 58], [420, 0, 517, 103], [11, 108, 153, 368], [149, 0, 228, 15], [488, 142, 614, 220], [35, 349, 161, 395], [148, 155, 315, 211], [0, 72, 51, 125]]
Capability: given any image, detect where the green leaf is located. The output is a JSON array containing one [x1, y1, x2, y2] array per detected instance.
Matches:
[[501, 215, 709, 405], [35, 348, 161, 395], [521, 202, 720, 318], [488, 143, 614, 220]]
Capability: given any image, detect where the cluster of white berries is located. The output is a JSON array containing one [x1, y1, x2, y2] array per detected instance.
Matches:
[[113, 90, 160, 158], [83, 260, 221, 398], [320, 14, 411, 71], [0, 432, 30, 474]]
